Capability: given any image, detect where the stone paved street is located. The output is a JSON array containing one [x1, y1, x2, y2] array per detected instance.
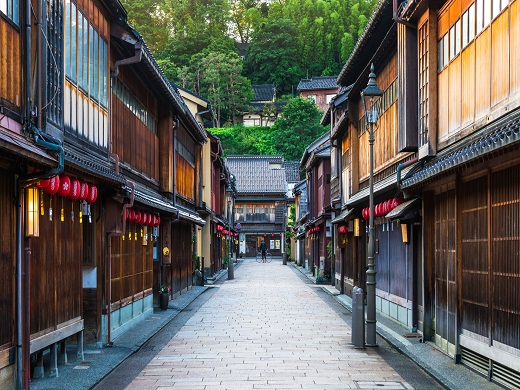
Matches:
[[97, 259, 440, 390]]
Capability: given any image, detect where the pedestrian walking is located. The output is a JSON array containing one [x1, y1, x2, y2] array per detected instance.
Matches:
[[260, 239, 267, 262]]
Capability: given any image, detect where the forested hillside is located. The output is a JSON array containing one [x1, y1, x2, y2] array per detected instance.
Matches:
[[121, 0, 376, 158]]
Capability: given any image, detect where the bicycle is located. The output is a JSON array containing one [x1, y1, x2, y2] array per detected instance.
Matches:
[[256, 251, 272, 263]]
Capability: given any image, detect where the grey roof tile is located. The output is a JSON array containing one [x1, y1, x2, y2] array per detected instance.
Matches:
[[226, 155, 287, 194], [297, 76, 339, 91], [252, 84, 276, 102]]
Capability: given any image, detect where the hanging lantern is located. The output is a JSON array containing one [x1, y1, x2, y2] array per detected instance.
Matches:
[[68, 179, 80, 200], [57, 175, 71, 197], [128, 209, 135, 223], [45, 175, 60, 195], [134, 211, 142, 224], [87, 185, 98, 203], [391, 197, 403, 210], [141, 213, 148, 225], [79, 182, 89, 201], [156, 216, 160, 226], [36, 179, 50, 188], [338, 225, 348, 234]]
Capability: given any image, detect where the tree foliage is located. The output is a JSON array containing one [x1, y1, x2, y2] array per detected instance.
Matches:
[[209, 97, 326, 161], [270, 97, 327, 161]]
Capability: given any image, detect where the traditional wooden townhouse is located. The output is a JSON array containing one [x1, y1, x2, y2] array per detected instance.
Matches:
[[107, 18, 208, 344], [226, 155, 287, 258], [292, 180, 308, 267], [174, 85, 230, 279], [394, 0, 520, 386], [1, 0, 207, 385], [299, 133, 332, 279], [331, 0, 421, 335], [1, 1, 67, 387], [284, 161, 300, 261]]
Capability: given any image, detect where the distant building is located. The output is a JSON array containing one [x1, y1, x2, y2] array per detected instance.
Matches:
[[226, 155, 288, 257], [241, 84, 285, 127], [297, 76, 340, 112]]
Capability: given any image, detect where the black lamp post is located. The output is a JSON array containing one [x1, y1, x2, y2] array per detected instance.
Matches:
[[361, 64, 383, 347], [226, 174, 236, 280]]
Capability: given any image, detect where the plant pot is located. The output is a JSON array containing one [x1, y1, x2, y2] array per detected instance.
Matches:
[[159, 293, 169, 310]]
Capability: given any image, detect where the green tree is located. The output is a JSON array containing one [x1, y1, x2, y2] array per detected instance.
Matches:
[[270, 97, 326, 161], [120, 0, 170, 52], [243, 18, 303, 96]]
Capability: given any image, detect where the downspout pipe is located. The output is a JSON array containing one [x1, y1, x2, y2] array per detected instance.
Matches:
[[111, 41, 142, 78], [106, 180, 134, 346], [396, 157, 419, 191], [16, 135, 64, 390]]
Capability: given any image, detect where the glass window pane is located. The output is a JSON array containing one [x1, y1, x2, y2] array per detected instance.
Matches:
[[70, 2, 76, 81], [483, 0, 491, 26], [77, 13, 83, 87], [83, 17, 88, 88], [65, 0, 70, 78], [468, 4, 475, 42], [476, 0, 483, 34], [455, 19, 461, 55], [90, 25, 94, 97]]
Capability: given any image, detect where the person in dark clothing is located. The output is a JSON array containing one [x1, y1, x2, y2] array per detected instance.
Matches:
[[260, 240, 267, 262]]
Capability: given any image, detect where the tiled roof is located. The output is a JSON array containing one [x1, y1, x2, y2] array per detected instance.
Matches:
[[284, 161, 300, 183], [402, 108, 520, 189], [297, 76, 338, 91], [226, 155, 287, 194], [252, 85, 276, 102]]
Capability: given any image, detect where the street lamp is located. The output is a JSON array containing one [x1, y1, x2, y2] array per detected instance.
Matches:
[[361, 64, 383, 347], [226, 174, 236, 280]]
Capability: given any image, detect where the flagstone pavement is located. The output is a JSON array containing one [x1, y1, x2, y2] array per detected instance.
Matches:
[[123, 259, 421, 390]]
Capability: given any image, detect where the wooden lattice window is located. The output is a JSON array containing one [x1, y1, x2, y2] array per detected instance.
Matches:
[[419, 21, 429, 147]]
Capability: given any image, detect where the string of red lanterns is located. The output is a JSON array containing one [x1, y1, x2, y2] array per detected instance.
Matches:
[[307, 226, 321, 234], [37, 175, 98, 203], [125, 209, 161, 227], [362, 197, 402, 220]]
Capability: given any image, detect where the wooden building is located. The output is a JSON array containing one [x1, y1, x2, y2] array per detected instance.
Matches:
[[395, 0, 520, 386], [0, 0, 207, 386], [329, 0, 421, 332], [292, 180, 308, 267], [297, 76, 340, 112], [226, 155, 288, 258], [299, 133, 332, 278], [175, 85, 230, 278]]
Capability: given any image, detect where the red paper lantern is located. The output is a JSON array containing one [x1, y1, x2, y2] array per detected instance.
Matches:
[[155, 216, 161, 226], [134, 211, 142, 224], [338, 225, 348, 234], [79, 182, 89, 201], [68, 179, 80, 200], [45, 175, 60, 195], [362, 207, 368, 220], [382, 201, 388, 216], [36, 179, 50, 188], [217, 225, 223, 232], [128, 209, 135, 223], [87, 185, 98, 203], [57, 175, 71, 197], [391, 197, 403, 209], [142, 213, 148, 225]]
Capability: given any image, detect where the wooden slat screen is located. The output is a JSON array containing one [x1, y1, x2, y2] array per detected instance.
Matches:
[[460, 175, 489, 338], [491, 164, 520, 350], [31, 193, 83, 333], [0, 20, 21, 107], [434, 189, 457, 349], [0, 171, 14, 347], [110, 229, 153, 306]]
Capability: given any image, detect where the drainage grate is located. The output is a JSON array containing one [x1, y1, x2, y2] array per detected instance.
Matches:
[[493, 361, 520, 390], [461, 346, 488, 376]]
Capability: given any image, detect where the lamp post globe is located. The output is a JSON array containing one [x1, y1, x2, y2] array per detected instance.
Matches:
[[362, 63, 383, 347]]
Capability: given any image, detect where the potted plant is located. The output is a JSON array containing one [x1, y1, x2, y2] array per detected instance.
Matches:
[[158, 284, 171, 310]]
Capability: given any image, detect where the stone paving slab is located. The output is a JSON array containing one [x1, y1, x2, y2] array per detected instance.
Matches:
[[125, 259, 416, 389]]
